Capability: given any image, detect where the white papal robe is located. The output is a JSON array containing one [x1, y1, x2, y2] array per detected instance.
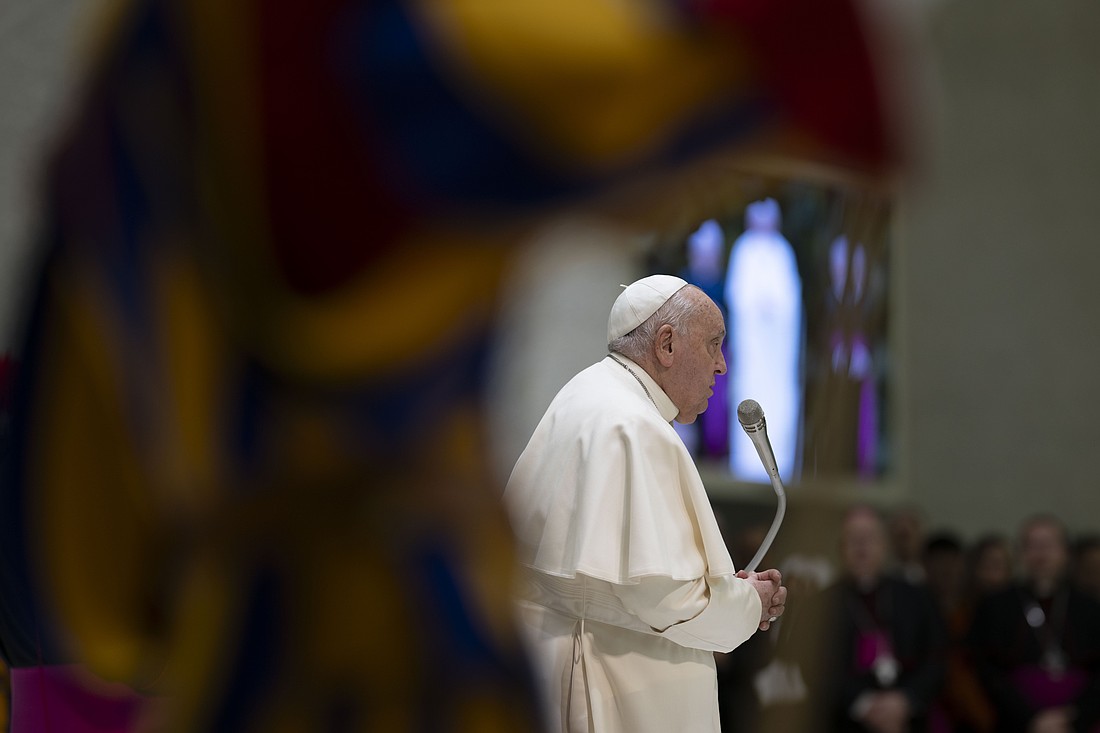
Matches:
[[504, 355, 762, 732]]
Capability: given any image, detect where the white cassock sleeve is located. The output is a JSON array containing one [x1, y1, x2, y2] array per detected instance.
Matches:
[[611, 574, 762, 653]]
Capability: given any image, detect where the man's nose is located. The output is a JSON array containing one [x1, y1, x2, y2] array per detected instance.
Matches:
[[715, 350, 727, 375]]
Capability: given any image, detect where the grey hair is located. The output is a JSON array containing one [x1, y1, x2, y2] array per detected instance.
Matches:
[[608, 285, 700, 360]]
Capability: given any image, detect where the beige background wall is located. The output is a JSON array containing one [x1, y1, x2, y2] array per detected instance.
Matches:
[[897, 0, 1100, 539]]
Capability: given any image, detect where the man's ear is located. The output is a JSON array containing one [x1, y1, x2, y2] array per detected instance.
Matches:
[[654, 324, 675, 367]]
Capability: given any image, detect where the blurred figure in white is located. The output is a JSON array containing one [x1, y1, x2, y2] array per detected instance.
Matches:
[[725, 198, 802, 483]]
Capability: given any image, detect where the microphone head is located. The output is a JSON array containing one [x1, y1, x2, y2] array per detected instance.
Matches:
[[737, 399, 764, 428]]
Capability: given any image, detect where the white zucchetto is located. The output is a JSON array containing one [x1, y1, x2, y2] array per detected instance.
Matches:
[[607, 274, 688, 343]]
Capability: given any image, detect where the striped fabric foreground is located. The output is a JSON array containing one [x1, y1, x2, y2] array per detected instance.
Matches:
[[0, 0, 899, 730]]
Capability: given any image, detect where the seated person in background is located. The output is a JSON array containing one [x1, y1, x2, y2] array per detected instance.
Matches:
[[968, 534, 1015, 600], [752, 552, 838, 733], [924, 531, 996, 733], [889, 505, 929, 586], [1070, 535, 1100, 603], [923, 532, 967, 624], [969, 514, 1100, 733], [793, 505, 946, 733]]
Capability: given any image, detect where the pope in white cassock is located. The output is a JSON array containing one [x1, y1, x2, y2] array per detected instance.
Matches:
[[504, 275, 788, 732]]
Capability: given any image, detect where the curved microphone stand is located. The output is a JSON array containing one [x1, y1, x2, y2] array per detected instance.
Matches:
[[736, 399, 788, 573]]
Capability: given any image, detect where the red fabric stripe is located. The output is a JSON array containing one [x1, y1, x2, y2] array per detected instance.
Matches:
[[699, 0, 894, 171], [256, 3, 413, 295]]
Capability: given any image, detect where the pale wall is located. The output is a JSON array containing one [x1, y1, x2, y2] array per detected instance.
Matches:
[[896, 0, 1100, 538]]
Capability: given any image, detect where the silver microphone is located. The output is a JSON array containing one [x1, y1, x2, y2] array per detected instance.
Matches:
[[736, 399, 787, 573], [737, 399, 779, 480]]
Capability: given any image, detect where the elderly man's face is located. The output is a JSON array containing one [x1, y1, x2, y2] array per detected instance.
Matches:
[[1020, 520, 1068, 586], [666, 290, 727, 424], [841, 509, 889, 585], [973, 542, 1013, 594]]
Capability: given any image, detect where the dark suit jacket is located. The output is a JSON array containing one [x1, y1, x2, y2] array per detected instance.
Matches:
[[794, 575, 948, 733], [968, 583, 1100, 733]]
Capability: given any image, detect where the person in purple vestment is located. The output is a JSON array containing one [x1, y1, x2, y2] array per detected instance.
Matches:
[[793, 505, 947, 733], [968, 515, 1100, 733]]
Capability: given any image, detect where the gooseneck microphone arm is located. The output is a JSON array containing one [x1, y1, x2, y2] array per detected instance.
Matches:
[[736, 399, 787, 573]]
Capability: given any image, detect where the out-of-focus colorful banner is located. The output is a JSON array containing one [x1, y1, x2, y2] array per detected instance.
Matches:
[[0, 0, 903, 730]]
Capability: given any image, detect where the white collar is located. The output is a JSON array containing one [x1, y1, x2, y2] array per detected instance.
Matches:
[[605, 353, 680, 423]]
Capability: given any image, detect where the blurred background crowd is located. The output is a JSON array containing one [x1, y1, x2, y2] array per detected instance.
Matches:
[[715, 504, 1100, 733]]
